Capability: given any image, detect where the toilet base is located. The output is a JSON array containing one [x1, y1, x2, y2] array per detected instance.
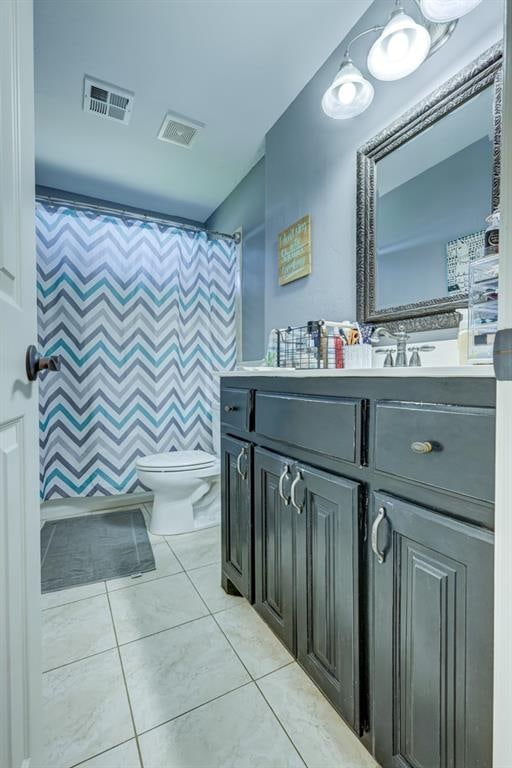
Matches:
[[150, 496, 195, 535], [149, 477, 220, 536]]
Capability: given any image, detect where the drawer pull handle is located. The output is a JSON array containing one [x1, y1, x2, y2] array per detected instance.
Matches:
[[410, 441, 433, 454], [278, 464, 291, 506], [290, 471, 303, 515], [236, 447, 247, 479], [224, 404, 239, 412], [372, 507, 386, 564]]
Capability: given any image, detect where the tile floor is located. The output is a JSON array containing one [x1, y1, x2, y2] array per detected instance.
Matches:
[[41, 503, 377, 768]]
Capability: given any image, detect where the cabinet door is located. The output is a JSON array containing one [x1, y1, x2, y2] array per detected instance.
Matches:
[[372, 493, 494, 768], [254, 448, 295, 653], [295, 466, 362, 732], [221, 435, 252, 600]]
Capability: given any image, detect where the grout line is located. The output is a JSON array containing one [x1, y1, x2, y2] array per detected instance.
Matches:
[[106, 567, 184, 595], [163, 533, 221, 574], [179, 559, 258, 682], [41, 584, 108, 611], [42, 643, 119, 675], [69, 737, 136, 768], [134, 680, 255, 740], [115, 612, 211, 649], [162, 540, 187, 572], [253, 659, 295, 682], [105, 584, 145, 768], [255, 678, 308, 768], [178, 558, 221, 573]]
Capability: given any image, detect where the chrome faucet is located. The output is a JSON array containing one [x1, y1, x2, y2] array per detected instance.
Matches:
[[373, 325, 410, 367]]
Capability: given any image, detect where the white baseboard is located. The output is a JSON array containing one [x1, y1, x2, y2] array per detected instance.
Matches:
[[41, 492, 153, 523]]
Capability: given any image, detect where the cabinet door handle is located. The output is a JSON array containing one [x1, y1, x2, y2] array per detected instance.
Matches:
[[290, 471, 303, 515], [278, 464, 291, 505], [224, 404, 239, 412], [410, 440, 433, 454], [371, 507, 386, 564], [236, 447, 247, 479]]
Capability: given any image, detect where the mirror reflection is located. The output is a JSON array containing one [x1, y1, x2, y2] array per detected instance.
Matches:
[[375, 86, 494, 310]]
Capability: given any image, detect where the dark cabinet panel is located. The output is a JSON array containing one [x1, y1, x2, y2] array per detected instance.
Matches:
[[255, 392, 361, 463], [372, 493, 494, 768], [221, 435, 252, 600], [374, 401, 495, 503], [221, 387, 252, 432], [295, 466, 362, 733], [254, 448, 295, 653]]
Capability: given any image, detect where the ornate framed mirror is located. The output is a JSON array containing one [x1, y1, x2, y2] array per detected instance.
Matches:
[[356, 43, 502, 332]]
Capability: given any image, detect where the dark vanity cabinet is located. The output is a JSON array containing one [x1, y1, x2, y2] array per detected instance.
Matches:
[[220, 376, 496, 767], [295, 466, 362, 731], [221, 434, 252, 600], [253, 448, 295, 652], [253, 449, 362, 730], [372, 493, 494, 768]]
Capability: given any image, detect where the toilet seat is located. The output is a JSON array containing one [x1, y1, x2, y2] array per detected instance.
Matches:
[[136, 450, 217, 473]]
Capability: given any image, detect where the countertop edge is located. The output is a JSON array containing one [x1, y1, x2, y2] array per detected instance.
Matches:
[[216, 366, 495, 379]]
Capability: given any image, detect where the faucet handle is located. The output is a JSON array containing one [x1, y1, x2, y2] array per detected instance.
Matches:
[[375, 347, 395, 367], [407, 344, 436, 367]]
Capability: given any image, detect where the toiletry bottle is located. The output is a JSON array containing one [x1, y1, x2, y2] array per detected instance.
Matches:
[[457, 308, 469, 365]]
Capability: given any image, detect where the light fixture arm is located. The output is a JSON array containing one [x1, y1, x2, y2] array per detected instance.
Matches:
[[343, 26, 384, 62]]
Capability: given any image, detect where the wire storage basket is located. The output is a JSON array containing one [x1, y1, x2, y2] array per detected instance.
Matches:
[[276, 320, 343, 369]]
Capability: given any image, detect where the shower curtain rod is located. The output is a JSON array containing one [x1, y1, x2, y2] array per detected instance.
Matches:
[[35, 193, 241, 244]]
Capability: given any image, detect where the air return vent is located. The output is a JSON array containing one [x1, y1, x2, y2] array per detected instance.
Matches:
[[157, 112, 204, 148], [83, 77, 134, 125]]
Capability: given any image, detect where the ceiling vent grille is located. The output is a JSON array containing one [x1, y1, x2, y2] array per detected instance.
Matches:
[[157, 112, 204, 148], [83, 77, 134, 125]]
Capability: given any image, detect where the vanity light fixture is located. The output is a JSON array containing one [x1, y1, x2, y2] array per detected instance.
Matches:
[[419, 0, 483, 23], [322, 56, 374, 119], [322, 0, 483, 119], [367, 5, 431, 81]]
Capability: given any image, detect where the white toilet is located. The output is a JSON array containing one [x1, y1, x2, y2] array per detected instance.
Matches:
[[136, 399, 221, 535]]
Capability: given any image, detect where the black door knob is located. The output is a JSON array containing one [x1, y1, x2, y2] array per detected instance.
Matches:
[[25, 345, 61, 381]]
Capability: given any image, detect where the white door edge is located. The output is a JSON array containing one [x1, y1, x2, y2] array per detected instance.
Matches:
[[493, 2, 512, 764], [0, 2, 41, 767]]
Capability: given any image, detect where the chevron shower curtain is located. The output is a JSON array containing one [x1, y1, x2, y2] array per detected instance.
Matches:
[[36, 201, 237, 500]]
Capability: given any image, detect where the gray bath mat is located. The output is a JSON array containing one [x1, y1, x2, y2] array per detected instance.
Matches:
[[41, 507, 155, 593]]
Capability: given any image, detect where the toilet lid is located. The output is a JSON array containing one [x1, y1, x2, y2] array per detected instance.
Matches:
[[136, 450, 217, 471]]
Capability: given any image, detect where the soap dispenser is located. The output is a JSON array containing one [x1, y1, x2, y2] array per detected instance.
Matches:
[[457, 308, 469, 365]]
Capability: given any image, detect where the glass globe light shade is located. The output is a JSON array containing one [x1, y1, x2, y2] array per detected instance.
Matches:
[[367, 9, 431, 81], [321, 59, 374, 119], [420, 0, 482, 23]]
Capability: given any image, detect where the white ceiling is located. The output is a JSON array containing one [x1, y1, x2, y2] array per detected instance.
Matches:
[[34, 0, 371, 222]]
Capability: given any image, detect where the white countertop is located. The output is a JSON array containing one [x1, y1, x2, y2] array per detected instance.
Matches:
[[218, 365, 495, 378]]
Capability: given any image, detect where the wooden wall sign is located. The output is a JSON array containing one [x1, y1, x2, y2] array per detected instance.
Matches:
[[278, 214, 311, 286]]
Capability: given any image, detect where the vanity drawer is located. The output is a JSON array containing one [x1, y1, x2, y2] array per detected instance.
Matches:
[[374, 401, 495, 503], [220, 387, 252, 432], [255, 392, 360, 463]]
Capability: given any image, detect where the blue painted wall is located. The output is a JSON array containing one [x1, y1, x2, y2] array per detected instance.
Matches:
[[206, 158, 266, 360]]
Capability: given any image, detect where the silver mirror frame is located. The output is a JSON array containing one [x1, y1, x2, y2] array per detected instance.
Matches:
[[356, 42, 502, 333]]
